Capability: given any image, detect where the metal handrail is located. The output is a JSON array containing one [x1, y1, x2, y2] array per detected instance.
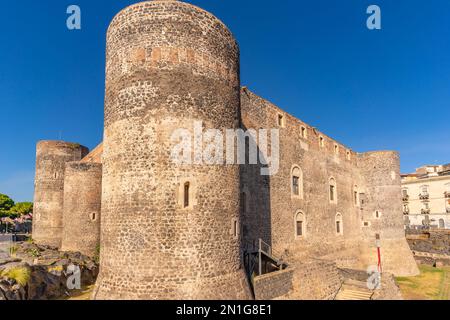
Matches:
[[258, 238, 272, 257], [256, 238, 287, 275]]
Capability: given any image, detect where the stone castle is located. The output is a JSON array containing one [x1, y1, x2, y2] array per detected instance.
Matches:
[[32, 0, 419, 299]]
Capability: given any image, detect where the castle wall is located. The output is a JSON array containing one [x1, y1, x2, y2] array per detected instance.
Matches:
[[93, 0, 251, 300], [240, 89, 418, 276], [253, 268, 294, 300], [61, 162, 102, 257], [357, 152, 419, 276], [241, 89, 365, 269], [32, 141, 89, 248]]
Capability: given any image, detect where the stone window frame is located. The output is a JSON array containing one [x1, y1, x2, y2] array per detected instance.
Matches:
[[402, 188, 409, 197], [420, 185, 429, 195], [184, 182, 190, 208], [294, 211, 306, 239], [335, 213, 343, 236], [374, 210, 382, 219], [291, 165, 304, 200], [353, 185, 359, 207], [403, 203, 410, 214], [277, 113, 286, 128], [90, 212, 98, 222], [329, 177, 338, 204], [334, 143, 339, 155], [301, 126, 308, 139], [362, 221, 371, 227], [346, 150, 351, 161], [319, 135, 325, 148], [177, 177, 197, 210], [231, 217, 240, 239]]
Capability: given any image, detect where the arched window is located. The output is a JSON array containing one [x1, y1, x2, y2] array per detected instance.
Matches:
[[183, 182, 190, 208], [329, 177, 337, 203], [291, 166, 303, 199], [295, 211, 305, 238], [346, 150, 351, 161], [334, 144, 339, 155], [335, 213, 343, 235]]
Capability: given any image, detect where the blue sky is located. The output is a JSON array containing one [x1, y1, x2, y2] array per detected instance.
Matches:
[[1, 0, 449, 201]]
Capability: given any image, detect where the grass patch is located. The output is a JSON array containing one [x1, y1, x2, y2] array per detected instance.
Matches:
[[396, 265, 450, 300], [0, 267, 31, 286], [9, 245, 18, 257]]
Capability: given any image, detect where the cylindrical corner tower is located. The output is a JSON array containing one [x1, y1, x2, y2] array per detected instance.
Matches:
[[61, 161, 102, 257], [33, 141, 89, 248], [358, 151, 419, 276], [93, 0, 251, 299]]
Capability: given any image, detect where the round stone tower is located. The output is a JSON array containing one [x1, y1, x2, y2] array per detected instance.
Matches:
[[61, 161, 102, 257], [33, 141, 89, 247], [93, 0, 251, 299], [358, 151, 419, 276]]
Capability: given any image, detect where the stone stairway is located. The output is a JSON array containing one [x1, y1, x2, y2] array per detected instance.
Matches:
[[334, 279, 374, 300]]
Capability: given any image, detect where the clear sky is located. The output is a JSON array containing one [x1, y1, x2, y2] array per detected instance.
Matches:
[[1, 0, 449, 202]]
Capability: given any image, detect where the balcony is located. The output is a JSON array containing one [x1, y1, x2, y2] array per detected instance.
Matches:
[[445, 192, 450, 199], [419, 193, 430, 200], [402, 195, 409, 202], [421, 208, 431, 214], [403, 209, 410, 215]]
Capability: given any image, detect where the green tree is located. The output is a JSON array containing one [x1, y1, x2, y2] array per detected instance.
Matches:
[[9, 202, 33, 216], [0, 194, 14, 217]]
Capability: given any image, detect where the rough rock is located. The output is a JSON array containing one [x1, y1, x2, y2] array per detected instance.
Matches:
[[0, 242, 98, 300]]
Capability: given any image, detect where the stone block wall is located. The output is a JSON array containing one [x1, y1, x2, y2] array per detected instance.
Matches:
[[240, 88, 418, 277], [60, 161, 102, 257], [253, 268, 294, 300], [287, 260, 343, 300], [240, 89, 364, 266]]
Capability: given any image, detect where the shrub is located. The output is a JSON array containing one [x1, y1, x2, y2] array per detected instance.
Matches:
[[0, 267, 31, 286]]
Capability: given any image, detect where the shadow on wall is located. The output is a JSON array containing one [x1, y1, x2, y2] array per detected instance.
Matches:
[[240, 121, 272, 252]]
